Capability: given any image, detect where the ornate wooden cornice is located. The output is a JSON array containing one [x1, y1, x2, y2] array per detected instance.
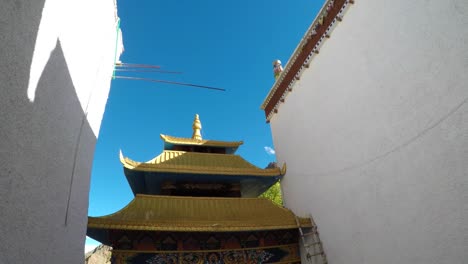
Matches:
[[261, 0, 354, 122]]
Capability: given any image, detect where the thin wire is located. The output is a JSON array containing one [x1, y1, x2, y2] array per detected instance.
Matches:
[[115, 63, 161, 69], [115, 69, 182, 74], [64, 115, 86, 225], [64, 65, 101, 225], [115, 76, 226, 91]]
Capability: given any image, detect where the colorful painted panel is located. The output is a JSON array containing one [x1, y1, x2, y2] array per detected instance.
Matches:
[[109, 230, 299, 251], [111, 244, 300, 264]]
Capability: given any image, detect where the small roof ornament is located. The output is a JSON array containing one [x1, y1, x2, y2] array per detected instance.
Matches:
[[192, 114, 202, 140], [273, 59, 283, 80]]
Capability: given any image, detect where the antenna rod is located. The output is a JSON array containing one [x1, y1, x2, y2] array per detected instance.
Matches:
[[114, 76, 226, 92]]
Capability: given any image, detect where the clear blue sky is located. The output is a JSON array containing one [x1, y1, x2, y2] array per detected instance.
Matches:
[[86, 0, 325, 248]]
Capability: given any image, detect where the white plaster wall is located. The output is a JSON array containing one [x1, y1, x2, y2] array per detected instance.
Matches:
[[0, 0, 122, 263], [270, 1, 468, 263]]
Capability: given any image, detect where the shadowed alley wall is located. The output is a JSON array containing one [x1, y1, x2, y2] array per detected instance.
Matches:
[[0, 0, 122, 263]]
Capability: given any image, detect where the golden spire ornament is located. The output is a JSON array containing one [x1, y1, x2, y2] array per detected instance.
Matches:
[[192, 114, 202, 140]]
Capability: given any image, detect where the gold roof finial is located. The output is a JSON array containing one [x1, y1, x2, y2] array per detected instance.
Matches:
[[192, 114, 202, 140]]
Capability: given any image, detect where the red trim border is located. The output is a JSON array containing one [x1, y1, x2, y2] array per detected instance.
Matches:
[[262, 0, 353, 122]]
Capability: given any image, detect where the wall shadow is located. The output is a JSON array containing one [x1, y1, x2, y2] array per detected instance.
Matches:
[[0, 3, 95, 261]]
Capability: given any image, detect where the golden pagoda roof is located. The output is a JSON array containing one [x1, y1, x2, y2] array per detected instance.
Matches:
[[88, 194, 312, 232], [160, 134, 243, 148], [120, 150, 286, 176]]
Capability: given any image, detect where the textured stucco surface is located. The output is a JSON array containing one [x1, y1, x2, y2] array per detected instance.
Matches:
[[269, 0, 468, 263], [0, 0, 121, 263]]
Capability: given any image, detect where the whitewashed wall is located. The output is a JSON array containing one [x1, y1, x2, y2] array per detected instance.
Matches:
[[0, 0, 122, 263], [270, 1, 468, 263]]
